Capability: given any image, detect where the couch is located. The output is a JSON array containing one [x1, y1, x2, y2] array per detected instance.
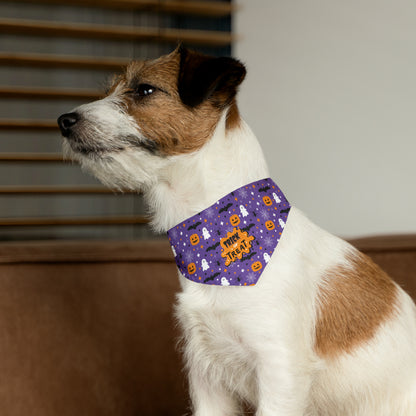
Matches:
[[0, 235, 414, 415]]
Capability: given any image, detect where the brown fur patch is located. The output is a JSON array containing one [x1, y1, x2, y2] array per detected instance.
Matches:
[[315, 251, 398, 358], [225, 98, 241, 130], [107, 48, 245, 156], [108, 49, 235, 156]]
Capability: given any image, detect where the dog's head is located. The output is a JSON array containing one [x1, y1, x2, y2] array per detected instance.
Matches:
[[58, 46, 246, 191]]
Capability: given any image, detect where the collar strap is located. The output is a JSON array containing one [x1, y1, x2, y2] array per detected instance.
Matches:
[[167, 178, 291, 286]]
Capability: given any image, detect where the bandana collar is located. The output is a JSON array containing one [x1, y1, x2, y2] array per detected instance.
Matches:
[[167, 178, 291, 286]]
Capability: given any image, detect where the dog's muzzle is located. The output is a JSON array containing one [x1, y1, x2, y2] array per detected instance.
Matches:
[[57, 112, 80, 138]]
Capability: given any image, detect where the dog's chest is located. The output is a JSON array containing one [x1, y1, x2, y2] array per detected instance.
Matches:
[[176, 291, 257, 393], [178, 298, 247, 357]]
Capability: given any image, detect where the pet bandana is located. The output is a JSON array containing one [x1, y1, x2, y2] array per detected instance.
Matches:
[[167, 178, 291, 286]]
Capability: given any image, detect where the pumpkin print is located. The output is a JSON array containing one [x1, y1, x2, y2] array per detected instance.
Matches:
[[262, 196, 272, 206], [187, 263, 196, 274], [265, 220, 275, 230], [251, 261, 263, 272], [190, 233, 200, 246], [230, 214, 240, 226]]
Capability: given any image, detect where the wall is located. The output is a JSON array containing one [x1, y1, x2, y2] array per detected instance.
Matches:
[[234, 0, 416, 238]]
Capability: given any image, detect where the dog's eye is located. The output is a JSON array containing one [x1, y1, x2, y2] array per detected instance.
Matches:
[[134, 84, 156, 97]]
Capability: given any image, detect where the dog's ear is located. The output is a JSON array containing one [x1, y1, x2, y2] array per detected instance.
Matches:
[[177, 46, 246, 108]]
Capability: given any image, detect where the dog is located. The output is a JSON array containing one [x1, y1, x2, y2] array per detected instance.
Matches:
[[58, 46, 416, 415]]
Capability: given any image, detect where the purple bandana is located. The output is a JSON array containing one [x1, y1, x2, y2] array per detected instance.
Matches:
[[167, 178, 291, 286]]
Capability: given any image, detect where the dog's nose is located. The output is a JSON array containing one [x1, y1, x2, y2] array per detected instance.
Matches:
[[57, 112, 80, 137]]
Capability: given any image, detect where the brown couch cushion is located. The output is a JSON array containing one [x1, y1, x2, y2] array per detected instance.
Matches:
[[0, 236, 414, 415], [0, 240, 186, 416]]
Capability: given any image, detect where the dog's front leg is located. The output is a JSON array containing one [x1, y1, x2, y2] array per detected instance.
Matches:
[[254, 348, 312, 416], [188, 368, 240, 416]]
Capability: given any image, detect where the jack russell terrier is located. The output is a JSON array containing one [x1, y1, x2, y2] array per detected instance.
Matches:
[[58, 46, 416, 415]]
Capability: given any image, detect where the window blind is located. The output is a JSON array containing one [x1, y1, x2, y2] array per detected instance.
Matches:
[[0, 0, 233, 240]]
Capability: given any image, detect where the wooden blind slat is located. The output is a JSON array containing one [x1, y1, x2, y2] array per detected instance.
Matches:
[[0, 52, 130, 70], [151, 0, 234, 17], [0, 153, 64, 162], [0, 215, 148, 226], [0, 120, 58, 130], [0, 186, 131, 195], [0, 18, 234, 47], [7, 0, 234, 17], [0, 86, 101, 101]]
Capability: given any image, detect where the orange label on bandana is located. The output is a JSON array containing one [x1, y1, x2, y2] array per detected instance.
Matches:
[[220, 227, 254, 266]]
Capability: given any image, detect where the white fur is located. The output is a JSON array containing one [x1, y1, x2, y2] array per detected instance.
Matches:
[[63, 97, 416, 415]]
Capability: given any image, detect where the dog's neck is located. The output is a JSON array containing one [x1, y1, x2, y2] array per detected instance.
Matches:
[[145, 112, 270, 233]]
